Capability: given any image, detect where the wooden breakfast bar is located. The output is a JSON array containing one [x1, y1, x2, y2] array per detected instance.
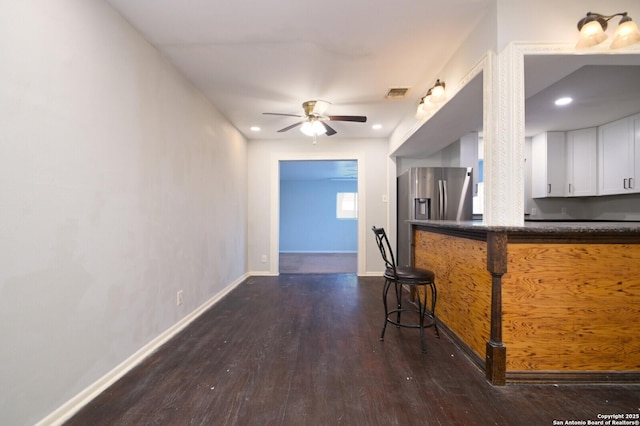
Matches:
[[411, 220, 640, 385]]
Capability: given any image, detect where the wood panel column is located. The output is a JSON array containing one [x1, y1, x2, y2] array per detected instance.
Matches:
[[485, 231, 507, 385]]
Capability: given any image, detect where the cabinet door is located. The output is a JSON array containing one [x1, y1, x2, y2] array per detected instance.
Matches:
[[460, 132, 479, 196], [566, 128, 597, 197], [532, 132, 565, 198], [632, 113, 640, 193], [598, 117, 634, 195]]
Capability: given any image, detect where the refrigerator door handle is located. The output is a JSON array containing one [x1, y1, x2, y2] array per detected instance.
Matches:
[[437, 180, 441, 218], [438, 180, 447, 220], [442, 179, 448, 219], [456, 170, 472, 221]]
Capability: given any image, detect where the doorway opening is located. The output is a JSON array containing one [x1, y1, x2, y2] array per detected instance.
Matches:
[[279, 160, 358, 274]]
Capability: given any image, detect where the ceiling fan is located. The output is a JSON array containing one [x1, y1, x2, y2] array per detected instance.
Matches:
[[263, 100, 367, 136]]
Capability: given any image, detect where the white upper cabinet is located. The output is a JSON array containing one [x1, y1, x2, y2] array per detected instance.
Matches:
[[532, 131, 565, 198], [530, 113, 640, 199], [531, 132, 566, 198], [566, 127, 597, 197], [598, 113, 640, 195], [634, 113, 640, 193]]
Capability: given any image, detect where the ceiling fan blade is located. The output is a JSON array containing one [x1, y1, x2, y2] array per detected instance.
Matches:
[[328, 115, 367, 123], [321, 122, 337, 136], [277, 121, 304, 132], [263, 112, 304, 118]]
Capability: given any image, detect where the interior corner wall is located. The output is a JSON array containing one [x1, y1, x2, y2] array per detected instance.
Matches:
[[0, 1, 248, 425]]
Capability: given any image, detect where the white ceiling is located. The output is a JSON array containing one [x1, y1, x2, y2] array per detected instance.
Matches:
[[104, 0, 493, 140], [524, 57, 640, 136], [104, 1, 640, 162]]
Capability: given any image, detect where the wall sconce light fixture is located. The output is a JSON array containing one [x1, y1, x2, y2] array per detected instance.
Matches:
[[416, 79, 446, 118], [415, 96, 433, 118], [576, 11, 640, 49], [428, 79, 446, 103]]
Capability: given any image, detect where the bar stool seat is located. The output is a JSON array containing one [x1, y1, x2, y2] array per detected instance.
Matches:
[[373, 226, 439, 353], [385, 266, 434, 282]]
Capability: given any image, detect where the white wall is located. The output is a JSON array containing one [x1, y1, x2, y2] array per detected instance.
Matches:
[[0, 1, 247, 424], [247, 137, 390, 276], [496, 0, 640, 51], [526, 189, 640, 220], [396, 141, 464, 173]]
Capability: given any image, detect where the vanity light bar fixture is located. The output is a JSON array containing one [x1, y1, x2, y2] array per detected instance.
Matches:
[[416, 79, 446, 118], [576, 11, 640, 49]]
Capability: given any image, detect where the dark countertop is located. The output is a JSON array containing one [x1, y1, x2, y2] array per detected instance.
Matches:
[[409, 220, 640, 234]]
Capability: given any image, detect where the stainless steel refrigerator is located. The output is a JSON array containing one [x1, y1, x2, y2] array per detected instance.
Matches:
[[397, 167, 473, 267]]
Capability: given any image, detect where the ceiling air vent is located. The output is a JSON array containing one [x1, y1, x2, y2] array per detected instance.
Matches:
[[385, 87, 410, 99]]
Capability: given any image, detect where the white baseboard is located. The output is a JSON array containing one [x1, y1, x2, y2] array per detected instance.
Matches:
[[359, 271, 383, 277], [278, 251, 357, 254], [248, 270, 279, 276], [37, 272, 249, 426]]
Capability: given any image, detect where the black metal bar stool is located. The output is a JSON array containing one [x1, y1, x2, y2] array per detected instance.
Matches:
[[372, 226, 439, 353]]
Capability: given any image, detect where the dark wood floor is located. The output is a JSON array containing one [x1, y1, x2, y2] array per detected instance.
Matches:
[[66, 274, 640, 426]]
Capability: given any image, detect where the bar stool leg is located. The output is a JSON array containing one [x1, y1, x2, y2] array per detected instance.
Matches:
[[430, 282, 440, 338], [418, 284, 427, 353], [380, 278, 392, 341], [394, 282, 402, 326]]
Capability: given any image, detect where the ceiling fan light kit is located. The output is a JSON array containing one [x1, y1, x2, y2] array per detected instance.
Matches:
[[263, 100, 367, 140], [300, 120, 326, 136], [576, 11, 640, 50]]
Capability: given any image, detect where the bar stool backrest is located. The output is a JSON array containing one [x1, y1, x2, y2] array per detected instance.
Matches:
[[372, 226, 397, 276]]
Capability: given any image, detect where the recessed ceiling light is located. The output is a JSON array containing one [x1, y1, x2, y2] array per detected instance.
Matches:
[[250, 126, 261, 131], [372, 124, 382, 130], [554, 97, 573, 106]]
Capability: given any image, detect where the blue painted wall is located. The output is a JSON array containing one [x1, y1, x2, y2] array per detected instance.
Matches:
[[280, 179, 358, 253]]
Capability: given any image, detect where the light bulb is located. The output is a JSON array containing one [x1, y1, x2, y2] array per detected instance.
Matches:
[[300, 120, 326, 136], [312, 120, 326, 135], [300, 121, 315, 136], [576, 20, 608, 49], [416, 100, 427, 118], [429, 80, 446, 104], [611, 19, 640, 49]]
